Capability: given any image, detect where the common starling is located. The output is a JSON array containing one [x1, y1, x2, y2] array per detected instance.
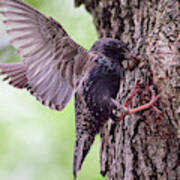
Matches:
[[0, 0, 158, 178]]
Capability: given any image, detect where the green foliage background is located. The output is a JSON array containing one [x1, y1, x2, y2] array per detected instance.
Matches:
[[0, 0, 106, 179]]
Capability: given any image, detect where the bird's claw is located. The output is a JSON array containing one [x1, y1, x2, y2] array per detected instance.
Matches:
[[120, 83, 160, 120]]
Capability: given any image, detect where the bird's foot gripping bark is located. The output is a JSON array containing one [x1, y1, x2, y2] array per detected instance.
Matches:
[[127, 85, 160, 114], [113, 82, 160, 121]]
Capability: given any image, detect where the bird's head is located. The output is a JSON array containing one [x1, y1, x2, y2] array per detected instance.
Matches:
[[91, 38, 129, 62]]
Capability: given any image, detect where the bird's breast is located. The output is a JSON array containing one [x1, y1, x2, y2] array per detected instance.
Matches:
[[82, 57, 121, 120]]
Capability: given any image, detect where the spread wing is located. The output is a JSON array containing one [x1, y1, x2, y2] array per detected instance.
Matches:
[[0, 0, 96, 110]]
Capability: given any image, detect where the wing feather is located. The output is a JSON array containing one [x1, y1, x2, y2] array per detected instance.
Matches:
[[0, 62, 28, 89], [0, 0, 96, 110]]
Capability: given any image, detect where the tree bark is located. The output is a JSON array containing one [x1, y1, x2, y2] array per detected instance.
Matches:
[[75, 0, 180, 179]]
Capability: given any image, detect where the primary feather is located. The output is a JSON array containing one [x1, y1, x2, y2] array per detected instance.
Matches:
[[0, 0, 96, 110]]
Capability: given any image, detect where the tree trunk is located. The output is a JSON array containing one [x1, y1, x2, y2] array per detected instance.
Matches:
[[75, 0, 180, 179]]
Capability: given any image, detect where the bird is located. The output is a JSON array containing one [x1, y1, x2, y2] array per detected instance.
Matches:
[[0, 0, 159, 178]]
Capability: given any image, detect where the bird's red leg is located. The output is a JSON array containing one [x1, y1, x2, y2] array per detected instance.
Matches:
[[129, 94, 159, 114], [120, 81, 139, 119], [120, 84, 160, 120], [124, 81, 139, 108]]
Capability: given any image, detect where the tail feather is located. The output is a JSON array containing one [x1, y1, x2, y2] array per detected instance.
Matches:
[[73, 134, 95, 178], [0, 62, 28, 89]]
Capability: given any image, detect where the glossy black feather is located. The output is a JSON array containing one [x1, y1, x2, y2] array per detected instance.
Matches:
[[73, 38, 128, 178]]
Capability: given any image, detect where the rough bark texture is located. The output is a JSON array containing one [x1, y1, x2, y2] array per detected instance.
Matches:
[[75, 0, 180, 179]]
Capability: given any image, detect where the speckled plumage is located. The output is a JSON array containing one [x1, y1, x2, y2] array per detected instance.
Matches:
[[73, 39, 128, 177], [0, 0, 129, 178]]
